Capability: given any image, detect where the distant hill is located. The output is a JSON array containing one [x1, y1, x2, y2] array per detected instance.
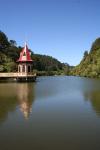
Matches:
[[0, 30, 69, 75], [71, 38, 100, 78]]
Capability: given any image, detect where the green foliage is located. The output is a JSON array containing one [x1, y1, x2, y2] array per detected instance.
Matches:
[[9, 40, 17, 47], [71, 38, 100, 78], [90, 38, 100, 52], [3, 62, 16, 72], [31, 54, 63, 72], [0, 30, 67, 74], [0, 31, 9, 49]]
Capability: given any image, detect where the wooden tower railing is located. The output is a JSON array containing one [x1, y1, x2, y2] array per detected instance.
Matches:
[[0, 72, 36, 78]]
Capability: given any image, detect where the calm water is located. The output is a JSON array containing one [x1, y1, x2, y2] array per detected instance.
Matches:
[[0, 76, 100, 150]]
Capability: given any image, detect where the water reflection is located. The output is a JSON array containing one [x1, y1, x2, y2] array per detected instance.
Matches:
[[84, 90, 100, 116], [1, 77, 100, 150], [17, 83, 35, 119], [0, 83, 35, 122]]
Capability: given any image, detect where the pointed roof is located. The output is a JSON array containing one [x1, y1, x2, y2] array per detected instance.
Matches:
[[17, 43, 33, 62]]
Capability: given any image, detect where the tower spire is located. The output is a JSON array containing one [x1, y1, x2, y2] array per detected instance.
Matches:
[[25, 42, 27, 52], [17, 43, 33, 62], [25, 41, 27, 46]]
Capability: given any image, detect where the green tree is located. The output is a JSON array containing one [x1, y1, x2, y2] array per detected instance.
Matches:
[[9, 40, 17, 47], [0, 31, 9, 49]]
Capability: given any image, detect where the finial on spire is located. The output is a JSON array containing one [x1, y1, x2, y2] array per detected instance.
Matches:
[[25, 41, 27, 47], [25, 33, 28, 46]]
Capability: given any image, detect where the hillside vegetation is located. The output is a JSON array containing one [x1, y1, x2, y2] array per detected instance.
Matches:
[[71, 38, 100, 78], [0, 31, 70, 75]]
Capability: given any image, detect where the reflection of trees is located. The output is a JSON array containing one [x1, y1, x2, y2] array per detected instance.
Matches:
[[17, 83, 35, 119], [84, 90, 100, 116], [0, 83, 35, 123], [0, 98, 17, 122], [0, 84, 18, 123]]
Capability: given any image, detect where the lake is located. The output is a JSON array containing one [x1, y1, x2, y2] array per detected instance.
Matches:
[[0, 76, 100, 150]]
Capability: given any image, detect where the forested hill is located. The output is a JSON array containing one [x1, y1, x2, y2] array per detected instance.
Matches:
[[71, 38, 100, 78], [0, 31, 70, 75]]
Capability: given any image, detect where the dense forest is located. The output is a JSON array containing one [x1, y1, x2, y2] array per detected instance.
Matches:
[[2, 30, 100, 78], [0, 31, 70, 75], [71, 38, 100, 78]]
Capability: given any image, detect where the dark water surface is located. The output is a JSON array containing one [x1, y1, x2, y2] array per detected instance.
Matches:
[[0, 76, 100, 150]]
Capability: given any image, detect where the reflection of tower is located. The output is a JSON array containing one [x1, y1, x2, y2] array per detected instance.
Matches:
[[17, 83, 35, 119]]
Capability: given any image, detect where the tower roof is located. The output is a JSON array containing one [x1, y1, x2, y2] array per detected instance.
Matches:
[[17, 43, 33, 62]]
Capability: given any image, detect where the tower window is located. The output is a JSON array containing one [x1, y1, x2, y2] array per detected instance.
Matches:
[[18, 66, 20, 72], [28, 65, 31, 72], [22, 65, 25, 72], [23, 52, 26, 56]]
